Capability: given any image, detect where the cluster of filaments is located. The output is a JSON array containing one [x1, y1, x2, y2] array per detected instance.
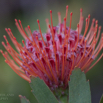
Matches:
[[1, 6, 103, 89]]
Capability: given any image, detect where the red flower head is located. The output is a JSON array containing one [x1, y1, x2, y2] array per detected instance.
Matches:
[[1, 6, 103, 90]]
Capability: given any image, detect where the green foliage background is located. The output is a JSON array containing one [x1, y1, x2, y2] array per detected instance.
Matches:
[[0, 0, 103, 103]]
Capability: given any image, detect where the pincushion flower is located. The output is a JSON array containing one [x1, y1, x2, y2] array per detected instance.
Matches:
[[1, 6, 103, 90]]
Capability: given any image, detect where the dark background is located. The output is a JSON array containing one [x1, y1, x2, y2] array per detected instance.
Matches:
[[0, 0, 103, 103]]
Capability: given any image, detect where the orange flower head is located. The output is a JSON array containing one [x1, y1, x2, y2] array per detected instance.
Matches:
[[1, 6, 103, 90]]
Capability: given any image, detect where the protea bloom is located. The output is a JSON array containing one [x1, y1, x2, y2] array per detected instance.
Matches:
[[1, 6, 103, 90]]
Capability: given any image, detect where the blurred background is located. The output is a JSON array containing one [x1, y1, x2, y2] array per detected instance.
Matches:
[[0, 0, 103, 103]]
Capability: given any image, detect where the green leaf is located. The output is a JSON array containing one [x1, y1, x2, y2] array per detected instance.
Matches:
[[100, 95, 103, 103], [19, 95, 30, 103], [69, 68, 91, 103], [30, 77, 59, 103], [59, 95, 68, 103], [54, 87, 68, 103]]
